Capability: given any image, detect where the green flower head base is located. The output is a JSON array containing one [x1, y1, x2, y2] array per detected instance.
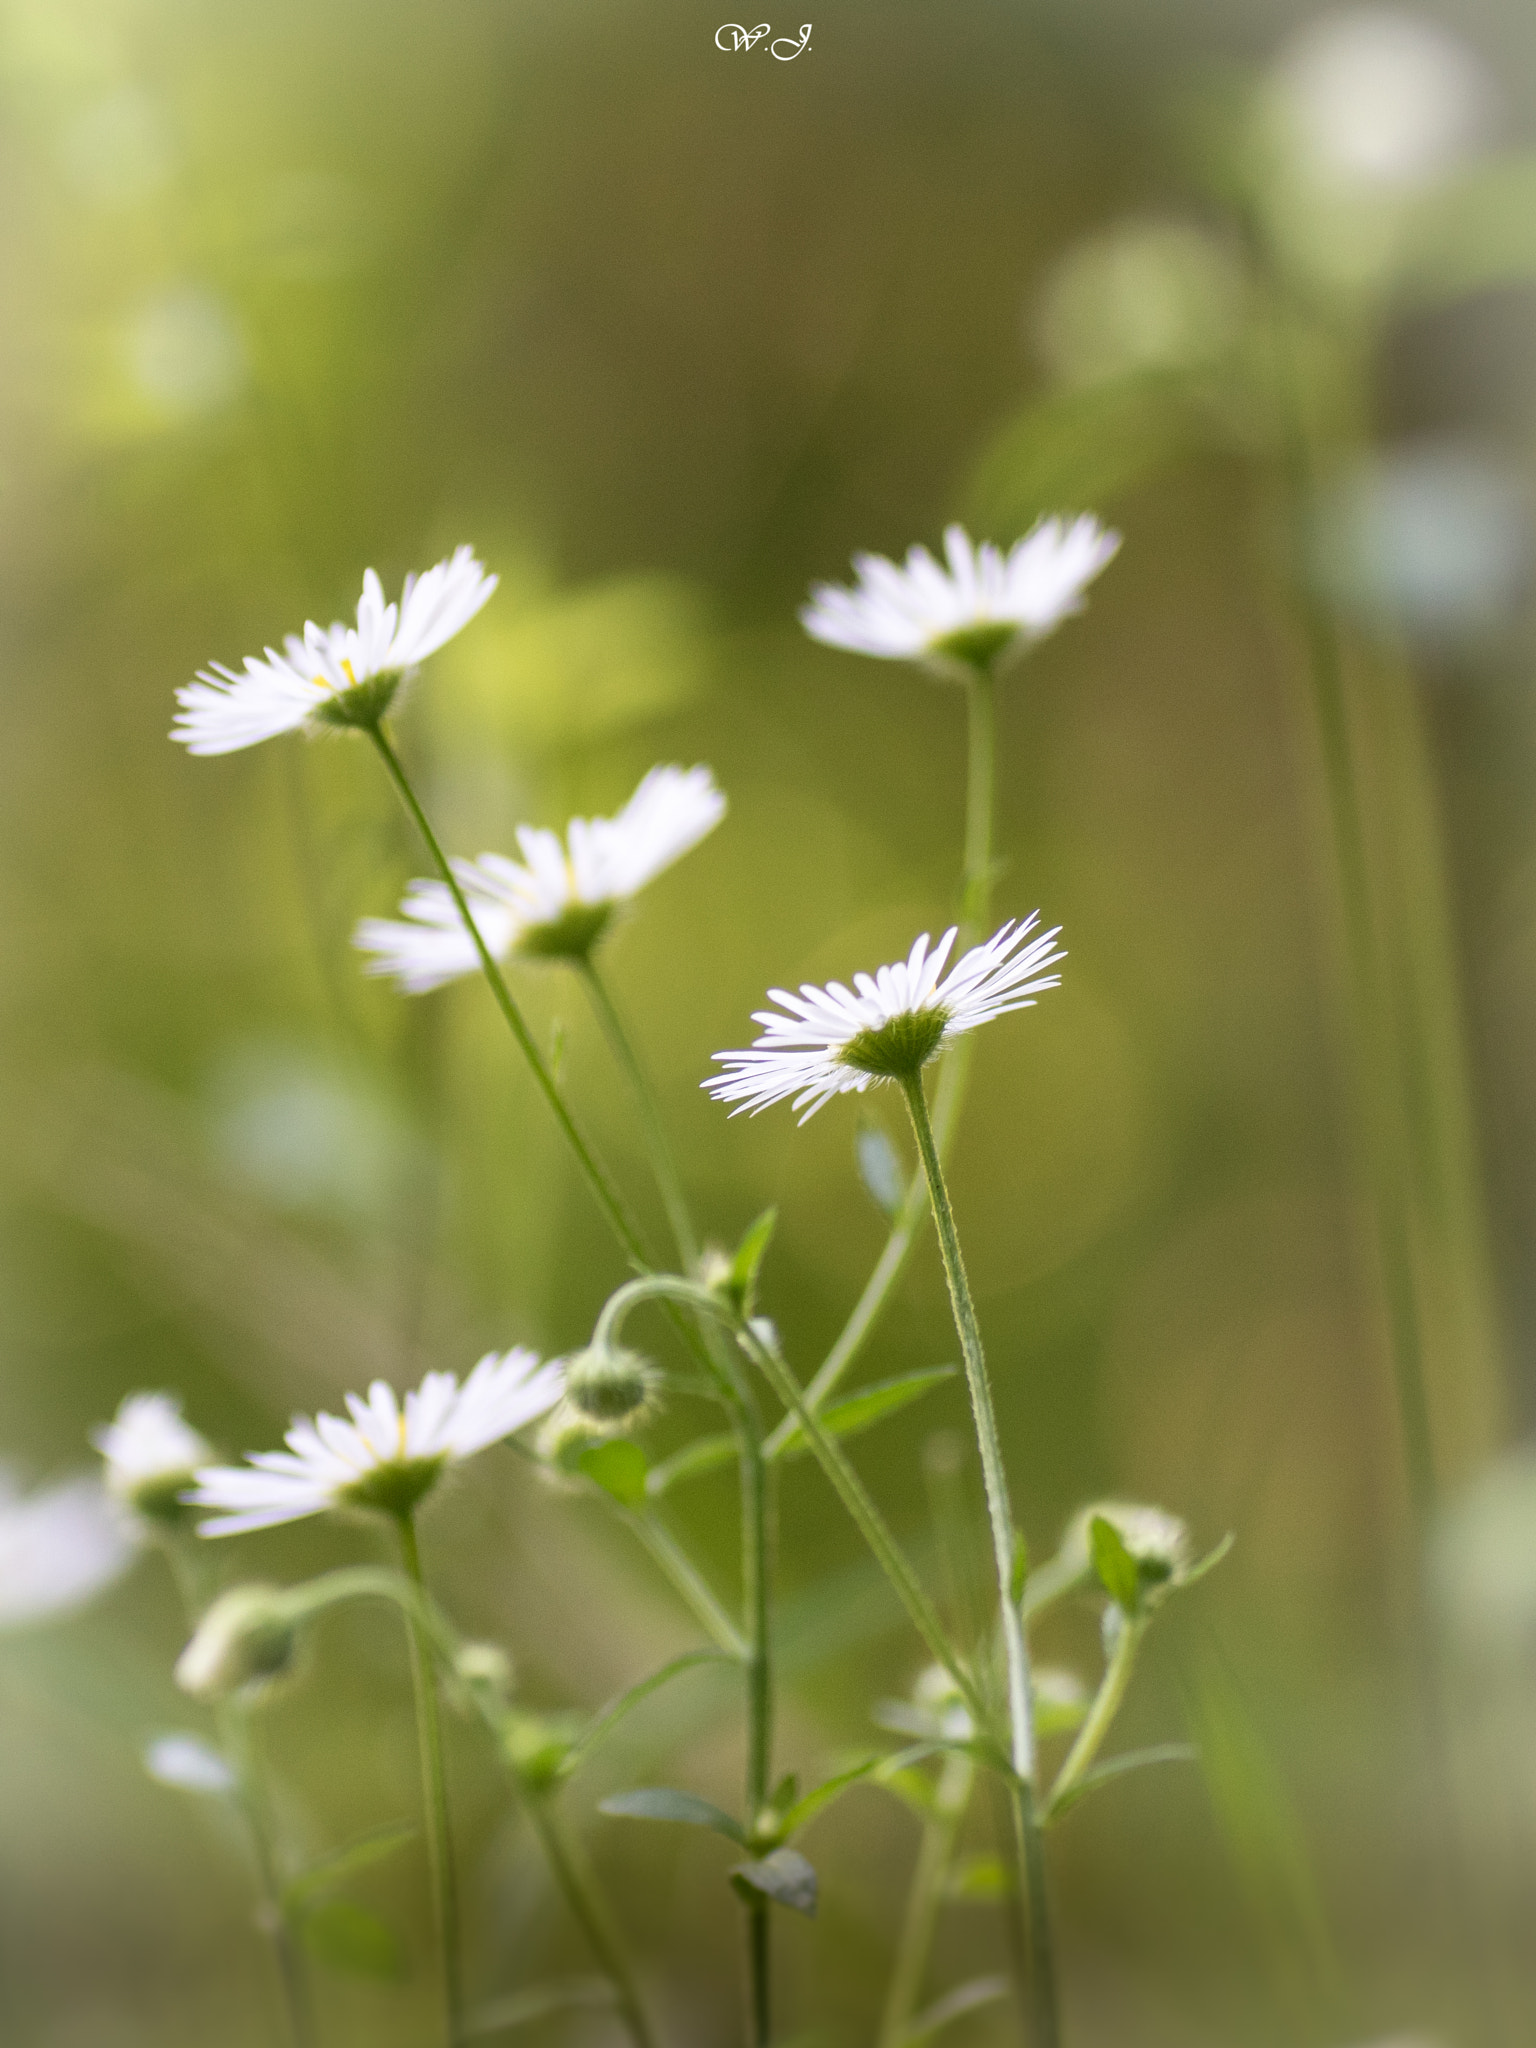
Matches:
[[93, 1391, 211, 1527], [706, 917, 1064, 1124], [189, 1352, 565, 1536], [354, 764, 726, 992]]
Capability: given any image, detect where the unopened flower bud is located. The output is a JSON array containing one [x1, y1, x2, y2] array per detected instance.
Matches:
[[455, 1641, 514, 1715], [175, 1585, 296, 1702], [562, 1345, 660, 1428]]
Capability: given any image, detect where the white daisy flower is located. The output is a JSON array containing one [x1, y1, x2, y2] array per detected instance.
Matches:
[[189, 1350, 565, 1536], [172, 546, 497, 756], [93, 1392, 211, 1522], [705, 915, 1064, 1124], [354, 763, 726, 992], [0, 1472, 136, 1628], [801, 519, 1119, 672]]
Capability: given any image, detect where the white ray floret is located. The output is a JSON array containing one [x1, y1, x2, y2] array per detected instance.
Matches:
[[0, 1472, 136, 1628], [801, 519, 1119, 668], [354, 764, 726, 992], [172, 546, 497, 756], [93, 1393, 211, 1514], [706, 915, 1065, 1124], [190, 1350, 565, 1536]]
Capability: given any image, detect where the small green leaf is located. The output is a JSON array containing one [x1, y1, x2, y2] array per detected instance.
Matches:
[[578, 1439, 649, 1509], [1089, 1514, 1142, 1615], [770, 1369, 956, 1463], [645, 1432, 736, 1496], [777, 1754, 882, 1838], [561, 1651, 730, 1780], [284, 1823, 416, 1913], [770, 1772, 799, 1812], [730, 1846, 818, 1917], [906, 1974, 1011, 2043], [944, 1853, 1012, 1902], [730, 1208, 778, 1309], [300, 1898, 405, 1980], [599, 1787, 745, 1844], [855, 1123, 907, 1217], [1048, 1743, 1198, 1822]]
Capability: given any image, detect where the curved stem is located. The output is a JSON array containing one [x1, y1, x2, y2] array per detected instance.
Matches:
[[878, 1752, 975, 2048], [366, 724, 651, 1272], [769, 666, 997, 1445], [1046, 1618, 1145, 1819], [899, 1074, 1059, 2047], [397, 1513, 464, 2048], [579, 958, 699, 1270], [524, 1796, 658, 2048]]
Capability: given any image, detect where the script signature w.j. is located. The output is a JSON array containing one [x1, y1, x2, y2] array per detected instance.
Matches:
[[715, 23, 812, 58]]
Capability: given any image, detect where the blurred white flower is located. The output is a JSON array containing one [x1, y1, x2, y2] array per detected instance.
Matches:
[[190, 1351, 564, 1535], [1269, 9, 1491, 190], [354, 763, 726, 991], [705, 916, 1063, 1123], [143, 1733, 236, 1796], [93, 1392, 210, 1522], [0, 1472, 135, 1628], [801, 519, 1119, 672], [1036, 219, 1247, 388], [172, 546, 497, 755]]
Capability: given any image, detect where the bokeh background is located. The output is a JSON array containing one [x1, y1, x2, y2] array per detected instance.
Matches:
[[6, 0, 1536, 2042]]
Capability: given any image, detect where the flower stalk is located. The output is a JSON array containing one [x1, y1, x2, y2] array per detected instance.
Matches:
[[877, 1750, 975, 2048], [397, 1511, 464, 2048]]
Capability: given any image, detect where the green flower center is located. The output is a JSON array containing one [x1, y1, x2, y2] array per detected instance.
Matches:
[[517, 902, 615, 960], [338, 1455, 447, 1519], [838, 1006, 950, 1079], [929, 621, 1019, 670]]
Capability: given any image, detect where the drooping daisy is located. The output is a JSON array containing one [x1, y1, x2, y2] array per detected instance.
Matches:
[[172, 546, 497, 755], [190, 1350, 564, 1536], [705, 916, 1064, 1124], [93, 1392, 211, 1524], [0, 1472, 136, 1628], [801, 519, 1119, 672], [353, 764, 726, 992]]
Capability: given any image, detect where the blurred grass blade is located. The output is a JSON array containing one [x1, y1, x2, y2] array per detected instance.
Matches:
[[770, 1369, 957, 1463], [561, 1649, 732, 1778]]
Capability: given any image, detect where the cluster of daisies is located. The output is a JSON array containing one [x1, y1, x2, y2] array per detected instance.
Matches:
[[1, 512, 1119, 1631]]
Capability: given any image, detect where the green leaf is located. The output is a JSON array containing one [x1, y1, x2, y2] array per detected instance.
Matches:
[[966, 378, 1194, 533], [577, 1439, 648, 1509], [465, 1980, 616, 2039], [300, 1898, 405, 1981], [645, 1432, 736, 1497], [906, 1974, 1011, 2043], [777, 1754, 882, 1838], [1049, 1743, 1198, 1821], [943, 1853, 1012, 1902], [730, 1846, 818, 1917], [1090, 1514, 1141, 1615], [561, 1651, 730, 1779], [284, 1823, 416, 1913], [599, 1787, 745, 1843], [770, 1369, 956, 1463], [730, 1208, 778, 1309], [855, 1123, 907, 1217]]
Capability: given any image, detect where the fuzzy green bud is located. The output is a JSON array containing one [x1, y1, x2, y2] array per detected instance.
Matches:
[[562, 1345, 660, 1428], [175, 1585, 296, 1702]]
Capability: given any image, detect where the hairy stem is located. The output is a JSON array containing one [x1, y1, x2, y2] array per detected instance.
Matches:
[[397, 1513, 463, 2048], [524, 1796, 658, 2048]]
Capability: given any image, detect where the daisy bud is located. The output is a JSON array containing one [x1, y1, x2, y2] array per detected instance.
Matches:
[[455, 1641, 514, 1716], [175, 1584, 296, 1702], [562, 1346, 661, 1429]]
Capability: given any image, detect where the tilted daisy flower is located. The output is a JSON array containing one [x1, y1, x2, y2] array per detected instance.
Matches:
[[354, 764, 726, 992], [189, 1350, 564, 1535], [172, 546, 497, 755], [0, 1471, 136, 1628], [801, 518, 1119, 672], [706, 915, 1064, 1124], [93, 1392, 212, 1525]]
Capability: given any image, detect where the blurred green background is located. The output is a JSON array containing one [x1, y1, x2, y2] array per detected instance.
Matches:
[[6, 0, 1536, 2042]]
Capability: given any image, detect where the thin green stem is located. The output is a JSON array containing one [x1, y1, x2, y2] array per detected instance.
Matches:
[[878, 1751, 975, 2048], [398, 1513, 464, 2048], [579, 958, 699, 1270], [615, 1504, 749, 1659], [1046, 1619, 1146, 1819], [739, 1397, 774, 2048], [366, 724, 650, 1271], [899, 1074, 1059, 2048], [524, 1796, 658, 2048], [770, 665, 997, 1446]]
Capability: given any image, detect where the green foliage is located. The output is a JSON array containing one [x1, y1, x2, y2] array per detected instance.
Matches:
[[577, 1439, 649, 1508], [283, 1823, 416, 1914], [1089, 1513, 1143, 1615], [728, 1207, 778, 1314], [1047, 1744, 1198, 1822], [299, 1898, 405, 1981], [560, 1650, 730, 1781], [730, 1847, 818, 1917], [599, 1787, 745, 1844], [943, 1854, 1012, 1902]]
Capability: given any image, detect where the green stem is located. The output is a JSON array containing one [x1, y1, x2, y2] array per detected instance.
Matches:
[[366, 723, 650, 1272], [899, 1073, 1059, 2048], [740, 1398, 774, 2048], [524, 1795, 658, 2048], [398, 1513, 464, 2048], [877, 1751, 975, 2048], [769, 665, 997, 1447], [579, 958, 699, 1270], [1046, 1618, 1145, 1819], [615, 1503, 749, 1660]]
